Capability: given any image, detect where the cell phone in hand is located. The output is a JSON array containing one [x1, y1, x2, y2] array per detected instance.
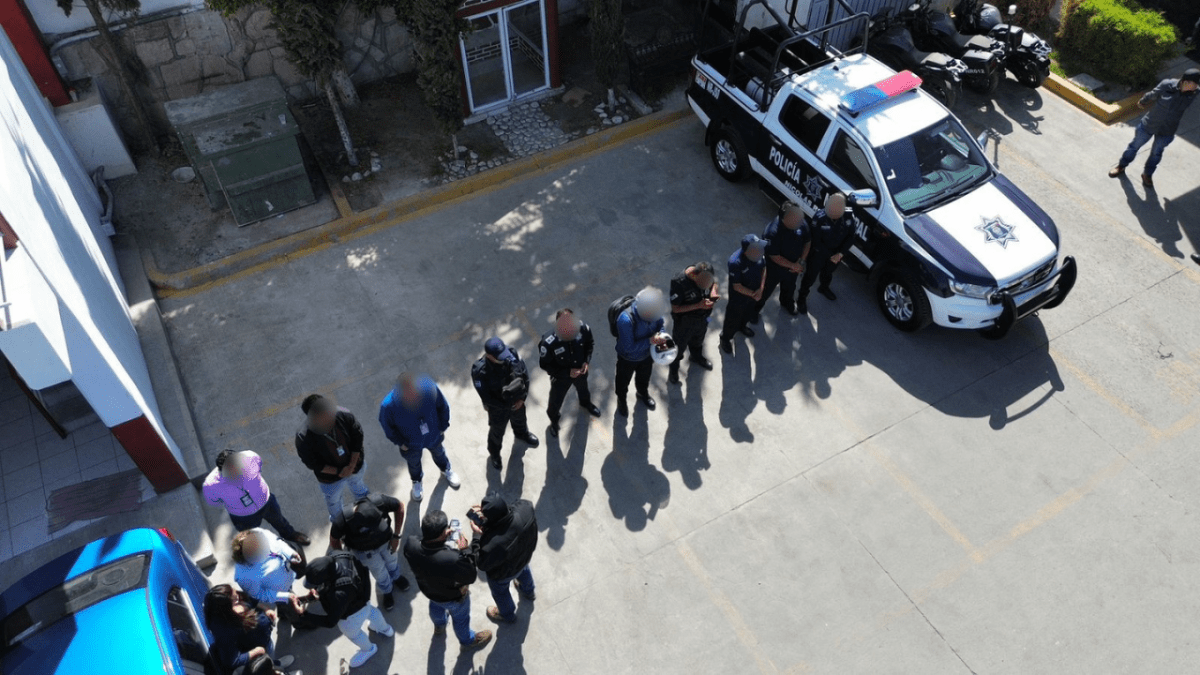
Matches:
[[466, 509, 485, 527]]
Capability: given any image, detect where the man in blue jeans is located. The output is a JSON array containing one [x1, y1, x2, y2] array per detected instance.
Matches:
[[403, 509, 493, 651], [379, 373, 461, 502], [1110, 68, 1199, 188], [295, 395, 370, 521], [470, 492, 537, 624]]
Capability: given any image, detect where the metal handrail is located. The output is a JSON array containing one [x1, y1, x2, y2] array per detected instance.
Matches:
[[0, 242, 11, 331]]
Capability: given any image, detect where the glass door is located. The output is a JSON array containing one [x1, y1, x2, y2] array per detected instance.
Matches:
[[461, 12, 508, 112], [503, 0, 549, 99], [461, 0, 550, 113]]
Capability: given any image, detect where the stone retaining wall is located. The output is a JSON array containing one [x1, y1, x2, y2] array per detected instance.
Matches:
[[49, 0, 583, 147]]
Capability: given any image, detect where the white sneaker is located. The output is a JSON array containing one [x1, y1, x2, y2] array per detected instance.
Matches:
[[411, 481, 423, 501], [443, 469, 461, 489], [349, 643, 378, 667], [373, 622, 395, 637]]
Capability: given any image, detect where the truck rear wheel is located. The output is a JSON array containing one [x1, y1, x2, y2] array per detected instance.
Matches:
[[710, 127, 750, 182], [876, 271, 932, 332]]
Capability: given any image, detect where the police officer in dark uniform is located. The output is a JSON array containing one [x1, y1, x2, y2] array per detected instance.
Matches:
[[668, 262, 718, 384], [798, 192, 857, 314], [757, 203, 811, 317], [719, 234, 768, 356], [538, 309, 602, 438], [473, 337, 539, 471], [330, 493, 410, 611]]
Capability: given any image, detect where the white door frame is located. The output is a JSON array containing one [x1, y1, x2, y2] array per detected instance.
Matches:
[[460, 0, 550, 114]]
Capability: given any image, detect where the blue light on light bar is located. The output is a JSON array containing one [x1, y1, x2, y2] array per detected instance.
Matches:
[[839, 71, 923, 116]]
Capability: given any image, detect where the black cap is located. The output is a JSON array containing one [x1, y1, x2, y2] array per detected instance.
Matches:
[[1182, 68, 1200, 84]]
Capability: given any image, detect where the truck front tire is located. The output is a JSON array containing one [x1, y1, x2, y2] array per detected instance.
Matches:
[[710, 127, 750, 182], [877, 271, 932, 332]]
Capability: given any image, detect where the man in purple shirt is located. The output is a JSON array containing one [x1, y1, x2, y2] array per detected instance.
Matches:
[[202, 450, 311, 546]]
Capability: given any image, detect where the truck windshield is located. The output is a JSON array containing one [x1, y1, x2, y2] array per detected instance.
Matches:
[[872, 118, 990, 213]]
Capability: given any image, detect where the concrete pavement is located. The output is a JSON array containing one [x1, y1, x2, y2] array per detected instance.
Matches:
[[158, 77, 1200, 674]]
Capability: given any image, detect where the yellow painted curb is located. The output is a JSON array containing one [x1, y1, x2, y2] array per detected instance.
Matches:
[[146, 108, 695, 296], [1043, 72, 1144, 124]]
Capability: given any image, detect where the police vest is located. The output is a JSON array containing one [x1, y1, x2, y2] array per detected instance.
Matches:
[[336, 500, 392, 551]]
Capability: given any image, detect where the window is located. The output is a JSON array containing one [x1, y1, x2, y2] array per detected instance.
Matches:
[[2, 554, 150, 652], [873, 118, 991, 213], [827, 131, 878, 191], [167, 586, 209, 671], [779, 97, 831, 153]]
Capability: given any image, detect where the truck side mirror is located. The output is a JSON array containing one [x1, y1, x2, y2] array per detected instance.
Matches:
[[1008, 4, 1017, 15], [848, 189, 878, 208], [976, 131, 990, 149]]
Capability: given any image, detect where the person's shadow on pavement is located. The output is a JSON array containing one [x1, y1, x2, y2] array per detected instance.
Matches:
[[718, 340, 756, 443], [795, 314, 849, 401], [1121, 176, 1183, 258], [534, 420, 590, 550], [481, 600, 532, 674], [755, 313, 796, 415], [661, 372, 710, 491], [602, 406, 670, 531]]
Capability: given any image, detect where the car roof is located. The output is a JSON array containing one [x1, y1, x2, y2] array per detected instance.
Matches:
[[3, 590, 166, 675], [791, 54, 950, 147], [0, 528, 171, 613]]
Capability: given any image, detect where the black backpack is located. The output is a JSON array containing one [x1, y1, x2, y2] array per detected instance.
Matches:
[[607, 295, 635, 337]]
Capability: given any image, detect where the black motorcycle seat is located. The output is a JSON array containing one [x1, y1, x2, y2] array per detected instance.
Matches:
[[920, 51, 952, 68], [956, 32, 995, 52]]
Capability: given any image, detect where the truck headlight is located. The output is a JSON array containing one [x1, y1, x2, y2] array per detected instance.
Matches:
[[950, 280, 996, 300]]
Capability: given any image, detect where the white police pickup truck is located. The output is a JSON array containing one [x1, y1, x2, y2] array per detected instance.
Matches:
[[687, 0, 1075, 337]]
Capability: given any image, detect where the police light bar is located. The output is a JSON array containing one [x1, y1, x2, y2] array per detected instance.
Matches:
[[839, 71, 923, 116]]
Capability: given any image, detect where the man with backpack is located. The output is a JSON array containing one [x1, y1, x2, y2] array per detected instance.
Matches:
[[610, 287, 668, 417], [329, 493, 411, 611], [473, 337, 540, 471], [294, 552, 393, 667]]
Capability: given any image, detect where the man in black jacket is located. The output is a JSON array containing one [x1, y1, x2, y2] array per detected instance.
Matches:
[[330, 493, 410, 611], [757, 203, 811, 317], [668, 262, 718, 383], [295, 552, 392, 668], [538, 309, 602, 437], [1110, 68, 1199, 188], [403, 509, 494, 651], [295, 395, 370, 521], [798, 192, 858, 314], [470, 492, 538, 624], [473, 337, 539, 471]]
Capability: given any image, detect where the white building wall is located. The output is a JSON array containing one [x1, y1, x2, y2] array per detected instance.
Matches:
[[0, 30, 181, 463]]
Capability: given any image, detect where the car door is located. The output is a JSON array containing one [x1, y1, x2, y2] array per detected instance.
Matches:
[[761, 94, 835, 213], [165, 586, 210, 675], [821, 128, 890, 271]]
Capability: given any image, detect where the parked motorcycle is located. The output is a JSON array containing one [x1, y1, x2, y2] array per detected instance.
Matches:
[[953, 0, 1052, 88], [898, 0, 1006, 95], [858, 9, 966, 109]]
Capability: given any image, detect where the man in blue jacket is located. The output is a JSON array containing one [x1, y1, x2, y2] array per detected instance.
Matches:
[[615, 287, 668, 417], [1110, 68, 1199, 188], [720, 234, 768, 356], [379, 373, 460, 502]]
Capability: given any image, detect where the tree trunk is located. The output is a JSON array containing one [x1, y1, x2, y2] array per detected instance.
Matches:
[[326, 81, 358, 167], [607, 87, 616, 108], [332, 68, 360, 108], [82, 0, 156, 153]]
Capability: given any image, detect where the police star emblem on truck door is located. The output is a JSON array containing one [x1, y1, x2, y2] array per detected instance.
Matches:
[[976, 216, 1018, 248], [803, 175, 824, 203]]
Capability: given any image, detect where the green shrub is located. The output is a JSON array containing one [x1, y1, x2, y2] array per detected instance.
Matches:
[[1057, 0, 1178, 88]]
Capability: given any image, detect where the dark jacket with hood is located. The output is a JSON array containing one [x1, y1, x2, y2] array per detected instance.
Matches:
[[403, 533, 480, 603], [303, 552, 370, 627], [476, 494, 538, 582], [209, 609, 272, 674], [331, 494, 401, 551], [294, 408, 365, 484]]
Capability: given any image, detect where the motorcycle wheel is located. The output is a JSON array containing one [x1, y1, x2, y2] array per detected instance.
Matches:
[[923, 77, 959, 109], [967, 68, 1001, 96], [1013, 59, 1048, 88]]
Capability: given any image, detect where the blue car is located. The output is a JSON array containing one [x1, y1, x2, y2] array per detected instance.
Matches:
[[0, 527, 213, 675]]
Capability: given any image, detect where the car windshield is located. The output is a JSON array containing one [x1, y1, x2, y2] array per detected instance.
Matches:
[[872, 118, 991, 213], [1, 553, 150, 652]]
